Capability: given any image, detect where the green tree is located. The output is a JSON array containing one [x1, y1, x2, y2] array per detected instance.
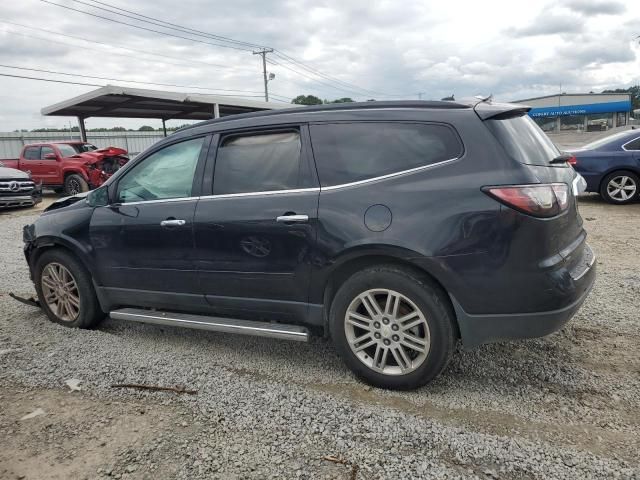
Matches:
[[138, 125, 155, 131], [601, 86, 640, 110], [291, 95, 323, 105], [326, 97, 355, 103]]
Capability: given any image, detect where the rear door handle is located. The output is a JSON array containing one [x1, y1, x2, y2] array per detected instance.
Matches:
[[160, 219, 186, 227], [276, 214, 309, 223]]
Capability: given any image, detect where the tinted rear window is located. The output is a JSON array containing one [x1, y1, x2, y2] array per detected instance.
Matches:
[[486, 114, 560, 166], [310, 122, 463, 187], [213, 131, 303, 195]]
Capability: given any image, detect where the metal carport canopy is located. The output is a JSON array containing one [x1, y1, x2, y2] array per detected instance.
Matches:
[[40, 85, 292, 140]]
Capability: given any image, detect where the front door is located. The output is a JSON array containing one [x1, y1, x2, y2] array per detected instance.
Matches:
[[194, 128, 319, 322], [90, 135, 210, 309], [38, 146, 61, 184]]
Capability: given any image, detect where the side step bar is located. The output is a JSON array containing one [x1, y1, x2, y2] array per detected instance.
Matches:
[[110, 308, 310, 342]]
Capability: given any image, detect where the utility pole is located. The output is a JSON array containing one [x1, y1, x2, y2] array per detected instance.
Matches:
[[253, 48, 274, 102]]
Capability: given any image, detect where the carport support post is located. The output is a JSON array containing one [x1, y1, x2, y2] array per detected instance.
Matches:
[[77, 116, 87, 142], [213, 103, 220, 119], [162, 119, 167, 137]]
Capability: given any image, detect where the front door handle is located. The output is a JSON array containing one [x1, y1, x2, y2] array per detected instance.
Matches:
[[276, 214, 309, 223], [160, 219, 186, 227]]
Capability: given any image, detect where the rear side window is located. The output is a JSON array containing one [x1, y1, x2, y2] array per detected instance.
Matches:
[[213, 131, 303, 195], [23, 146, 40, 160], [309, 122, 463, 187], [624, 137, 640, 151], [486, 114, 560, 166]]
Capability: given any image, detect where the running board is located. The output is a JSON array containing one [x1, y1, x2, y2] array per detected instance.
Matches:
[[109, 308, 310, 342]]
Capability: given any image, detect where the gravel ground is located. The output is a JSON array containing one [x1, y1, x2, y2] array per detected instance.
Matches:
[[0, 194, 639, 480]]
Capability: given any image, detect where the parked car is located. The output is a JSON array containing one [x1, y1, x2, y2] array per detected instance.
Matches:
[[0, 166, 42, 209], [0, 142, 128, 196], [567, 129, 640, 204], [22, 99, 595, 389]]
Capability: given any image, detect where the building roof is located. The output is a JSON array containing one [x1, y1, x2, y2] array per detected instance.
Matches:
[[515, 92, 631, 103], [41, 85, 292, 120]]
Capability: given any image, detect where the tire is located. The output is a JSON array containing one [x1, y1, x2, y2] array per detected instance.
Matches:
[[600, 171, 639, 205], [329, 265, 456, 390], [34, 249, 105, 329], [64, 174, 89, 196]]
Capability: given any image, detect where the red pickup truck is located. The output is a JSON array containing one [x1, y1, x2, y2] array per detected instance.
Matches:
[[0, 141, 129, 196]]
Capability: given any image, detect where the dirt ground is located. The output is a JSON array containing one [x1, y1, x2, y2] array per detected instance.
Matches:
[[0, 193, 639, 480]]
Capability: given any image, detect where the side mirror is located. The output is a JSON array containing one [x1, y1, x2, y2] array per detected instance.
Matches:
[[44, 153, 58, 160], [86, 186, 109, 207]]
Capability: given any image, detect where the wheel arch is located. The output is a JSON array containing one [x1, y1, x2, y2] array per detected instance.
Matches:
[[321, 251, 460, 339]]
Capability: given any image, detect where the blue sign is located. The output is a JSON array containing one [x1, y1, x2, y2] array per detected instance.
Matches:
[[528, 100, 632, 118]]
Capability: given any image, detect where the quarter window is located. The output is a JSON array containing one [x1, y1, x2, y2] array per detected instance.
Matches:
[[309, 122, 463, 187], [624, 137, 640, 151], [117, 137, 204, 203], [23, 146, 40, 160], [213, 131, 303, 195]]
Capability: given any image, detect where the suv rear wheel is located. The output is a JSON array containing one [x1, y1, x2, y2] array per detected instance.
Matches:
[[34, 249, 105, 328], [329, 265, 455, 389]]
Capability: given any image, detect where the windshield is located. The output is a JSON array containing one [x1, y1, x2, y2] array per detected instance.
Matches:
[[486, 114, 560, 166], [56, 144, 79, 157], [580, 131, 637, 150]]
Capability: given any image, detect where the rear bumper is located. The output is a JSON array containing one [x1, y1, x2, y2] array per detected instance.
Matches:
[[452, 244, 596, 348]]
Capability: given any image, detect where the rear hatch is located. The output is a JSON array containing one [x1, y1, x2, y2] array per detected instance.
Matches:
[[482, 110, 587, 271]]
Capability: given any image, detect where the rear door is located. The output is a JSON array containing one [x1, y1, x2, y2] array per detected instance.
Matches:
[[90, 135, 211, 310], [193, 126, 319, 322]]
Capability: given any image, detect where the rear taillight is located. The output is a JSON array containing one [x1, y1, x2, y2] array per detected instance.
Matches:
[[483, 183, 570, 218], [567, 156, 577, 166]]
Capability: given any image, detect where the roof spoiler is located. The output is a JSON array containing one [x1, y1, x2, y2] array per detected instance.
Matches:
[[455, 95, 531, 120]]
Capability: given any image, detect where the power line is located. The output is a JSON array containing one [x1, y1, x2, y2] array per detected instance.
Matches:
[[0, 70, 291, 100], [79, 0, 263, 50], [0, 72, 102, 87], [44, 0, 385, 97], [0, 64, 268, 95], [39, 0, 255, 52], [0, 20, 237, 71]]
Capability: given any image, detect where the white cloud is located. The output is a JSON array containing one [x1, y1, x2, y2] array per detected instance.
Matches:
[[0, 0, 637, 130]]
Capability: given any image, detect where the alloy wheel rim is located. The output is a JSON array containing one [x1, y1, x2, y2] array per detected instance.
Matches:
[[68, 179, 81, 195], [607, 176, 636, 201], [41, 262, 80, 322], [344, 288, 430, 376]]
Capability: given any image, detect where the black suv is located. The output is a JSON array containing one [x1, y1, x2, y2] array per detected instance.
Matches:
[[23, 99, 596, 389]]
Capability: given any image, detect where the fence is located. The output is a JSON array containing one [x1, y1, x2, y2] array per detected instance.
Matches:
[[0, 131, 166, 160]]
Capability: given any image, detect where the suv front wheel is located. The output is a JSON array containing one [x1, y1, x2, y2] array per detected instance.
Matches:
[[329, 265, 456, 389], [34, 249, 105, 328]]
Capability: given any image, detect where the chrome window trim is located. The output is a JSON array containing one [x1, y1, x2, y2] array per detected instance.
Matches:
[[106, 156, 460, 204], [110, 196, 199, 207], [621, 136, 640, 152], [320, 156, 461, 191], [200, 187, 320, 200]]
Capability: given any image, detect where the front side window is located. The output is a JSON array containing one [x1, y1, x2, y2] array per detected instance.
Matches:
[[213, 131, 302, 195], [117, 137, 204, 203], [23, 146, 40, 160], [41, 146, 56, 159], [310, 122, 463, 187]]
